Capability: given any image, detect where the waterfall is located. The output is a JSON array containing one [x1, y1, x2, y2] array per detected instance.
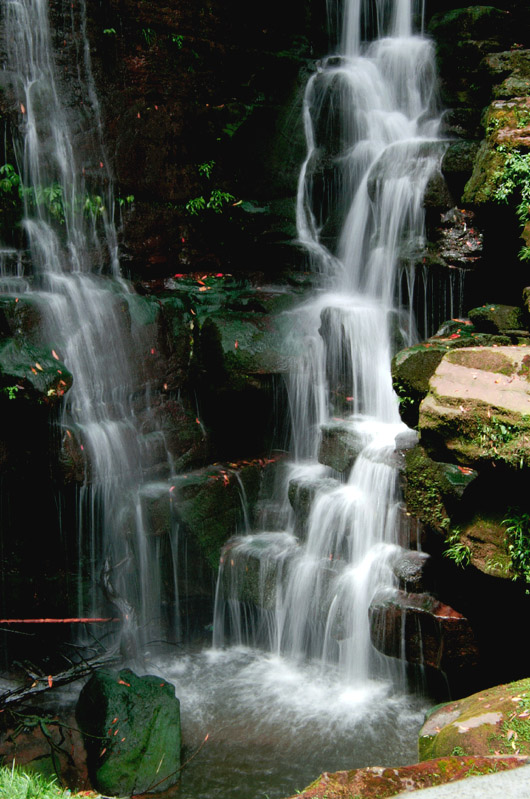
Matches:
[[214, 0, 443, 687], [1, 0, 179, 650]]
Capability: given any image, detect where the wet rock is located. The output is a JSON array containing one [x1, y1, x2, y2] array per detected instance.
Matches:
[[370, 590, 479, 675], [440, 107, 483, 140], [76, 668, 181, 796], [392, 344, 447, 427], [284, 756, 529, 799], [392, 550, 431, 592], [171, 462, 263, 569], [318, 421, 365, 473], [430, 207, 483, 269], [442, 141, 481, 177], [418, 676, 530, 761], [418, 345, 530, 468], [288, 475, 341, 537], [0, 339, 72, 403], [220, 531, 299, 610], [484, 49, 530, 99], [0, 295, 44, 342]]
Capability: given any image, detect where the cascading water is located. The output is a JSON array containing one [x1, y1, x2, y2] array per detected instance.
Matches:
[[214, 0, 444, 688], [1, 0, 179, 650], [1, 1, 446, 796]]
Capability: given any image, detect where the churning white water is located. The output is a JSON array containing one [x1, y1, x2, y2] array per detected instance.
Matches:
[[1, 0, 179, 648], [214, 0, 443, 692]]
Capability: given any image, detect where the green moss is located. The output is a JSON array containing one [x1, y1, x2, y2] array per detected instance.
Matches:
[[446, 348, 515, 375], [404, 447, 451, 532]]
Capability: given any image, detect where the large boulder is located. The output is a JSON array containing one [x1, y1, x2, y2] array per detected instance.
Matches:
[[418, 345, 530, 468], [76, 668, 181, 796], [419, 676, 530, 761], [284, 755, 529, 799]]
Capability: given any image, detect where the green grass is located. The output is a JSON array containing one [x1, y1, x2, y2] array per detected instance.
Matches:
[[0, 764, 101, 799]]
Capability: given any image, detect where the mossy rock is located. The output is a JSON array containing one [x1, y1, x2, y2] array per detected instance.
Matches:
[[0, 339, 72, 401], [76, 668, 181, 796], [442, 140, 481, 176], [484, 49, 530, 100], [419, 677, 530, 761], [403, 446, 477, 533], [468, 303, 525, 334], [460, 513, 512, 578], [288, 475, 341, 536], [0, 296, 44, 342], [221, 531, 298, 610], [171, 463, 262, 569], [391, 321, 492, 426], [463, 98, 530, 204], [445, 347, 516, 375], [429, 6, 509, 42], [462, 139, 507, 204], [287, 755, 528, 798]]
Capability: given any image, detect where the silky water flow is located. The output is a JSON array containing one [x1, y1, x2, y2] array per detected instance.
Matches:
[[214, 0, 443, 681], [186, 1, 449, 795], [1, 1, 451, 796], [1, 0, 180, 652]]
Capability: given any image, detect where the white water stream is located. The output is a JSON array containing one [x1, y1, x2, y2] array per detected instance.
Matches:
[[1, 1, 445, 795], [214, 0, 443, 690], [1, 0, 179, 649]]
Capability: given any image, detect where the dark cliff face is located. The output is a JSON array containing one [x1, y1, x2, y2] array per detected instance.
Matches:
[[78, 0, 326, 283]]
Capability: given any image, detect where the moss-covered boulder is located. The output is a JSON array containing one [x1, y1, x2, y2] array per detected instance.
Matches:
[[418, 345, 530, 468], [171, 462, 263, 569], [76, 668, 181, 796], [403, 446, 478, 533], [484, 49, 530, 100], [284, 755, 529, 799], [468, 303, 526, 335], [463, 98, 530, 205], [220, 531, 299, 610], [419, 677, 530, 761]]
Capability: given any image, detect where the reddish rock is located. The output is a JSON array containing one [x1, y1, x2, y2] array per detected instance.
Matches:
[[285, 755, 530, 798], [0, 710, 89, 791], [370, 590, 479, 674]]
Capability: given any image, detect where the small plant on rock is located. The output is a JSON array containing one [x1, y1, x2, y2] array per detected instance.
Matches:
[[443, 528, 471, 568], [503, 509, 530, 588]]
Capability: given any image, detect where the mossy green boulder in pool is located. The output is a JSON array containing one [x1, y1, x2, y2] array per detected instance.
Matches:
[[76, 668, 181, 795]]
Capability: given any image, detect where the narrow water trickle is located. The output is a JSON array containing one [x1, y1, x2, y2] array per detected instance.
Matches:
[[1, 0, 179, 651], [214, 0, 444, 691]]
